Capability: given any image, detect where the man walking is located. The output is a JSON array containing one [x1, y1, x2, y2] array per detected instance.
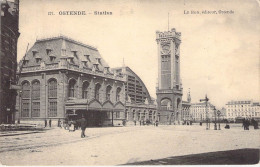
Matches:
[[49, 119, 52, 127], [44, 119, 47, 128], [80, 117, 87, 138]]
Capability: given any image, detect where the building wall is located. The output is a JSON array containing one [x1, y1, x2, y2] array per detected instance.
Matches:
[[0, 0, 20, 124], [16, 36, 126, 126], [225, 100, 260, 120], [190, 102, 216, 122]]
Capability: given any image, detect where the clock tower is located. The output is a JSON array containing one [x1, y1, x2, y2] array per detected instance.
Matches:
[[156, 28, 183, 124]]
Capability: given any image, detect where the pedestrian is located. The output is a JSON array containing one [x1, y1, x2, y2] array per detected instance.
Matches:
[[245, 119, 250, 130], [60, 120, 63, 129], [156, 120, 158, 127], [49, 119, 52, 127], [69, 121, 75, 132], [140, 120, 141, 126], [242, 118, 246, 130], [58, 119, 61, 127], [80, 117, 87, 138], [134, 120, 136, 126], [44, 119, 47, 128]]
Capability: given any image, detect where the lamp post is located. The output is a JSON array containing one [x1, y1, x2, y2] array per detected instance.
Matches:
[[214, 107, 217, 130], [200, 95, 209, 130], [217, 110, 221, 130], [18, 90, 23, 124]]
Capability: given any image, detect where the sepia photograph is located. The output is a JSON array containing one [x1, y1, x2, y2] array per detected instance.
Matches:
[[0, 0, 259, 165]]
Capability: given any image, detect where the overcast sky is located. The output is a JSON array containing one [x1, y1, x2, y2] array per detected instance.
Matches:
[[17, 0, 260, 108]]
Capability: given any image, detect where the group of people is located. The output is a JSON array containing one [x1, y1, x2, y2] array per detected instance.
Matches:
[[133, 120, 159, 126], [63, 117, 88, 138], [44, 119, 52, 128], [242, 118, 259, 130]]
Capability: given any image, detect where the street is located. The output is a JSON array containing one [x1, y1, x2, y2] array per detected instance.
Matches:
[[0, 124, 259, 165]]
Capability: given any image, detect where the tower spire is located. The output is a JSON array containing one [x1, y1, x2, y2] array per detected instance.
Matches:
[[123, 57, 125, 67]]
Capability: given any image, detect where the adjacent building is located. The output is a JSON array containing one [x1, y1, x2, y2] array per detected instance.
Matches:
[[190, 102, 216, 122], [112, 66, 157, 125], [225, 100, 260, 121], [180, 90, 192, 123], [0, 0, 20, 124], [156, 28, 183, 124], [16, 35, 126, 126]]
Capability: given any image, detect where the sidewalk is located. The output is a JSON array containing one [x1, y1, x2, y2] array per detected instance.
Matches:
[[123, 148, 260, 165]]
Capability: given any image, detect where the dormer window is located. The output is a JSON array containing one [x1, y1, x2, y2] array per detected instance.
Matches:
[[95, 58, 101, 65], [94, 64, 99, 71], [46, 49, 52, 55], [36, 58, 41, 63], [71, 50, 78, 58], [97, 58, 102, 65], [82, 60, 88, 67], [67, 53, 74, 64], [104, 66, 110, 73], [50, 57, 56, 62], [49, 53, 56, 62], [23, 60, 29, 65], [35, 55, 42, 64], [84, 55, 91, 62], [32, 50, 38, 57], [62, 49, 66, 55]]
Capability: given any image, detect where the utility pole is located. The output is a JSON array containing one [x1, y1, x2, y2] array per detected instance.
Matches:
[[214, 107, 217, 130], [200, 95, 209, 130], [217, 110, 221, 130]]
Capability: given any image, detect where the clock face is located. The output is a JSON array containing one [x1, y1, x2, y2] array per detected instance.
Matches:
[[162, 45, 170, 54]]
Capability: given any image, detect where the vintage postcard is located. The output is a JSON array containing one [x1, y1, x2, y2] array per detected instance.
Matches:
[[0, 0, 259, 166]]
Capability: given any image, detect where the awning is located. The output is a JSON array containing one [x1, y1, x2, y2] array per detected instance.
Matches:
[[10, 84, 21, 90]]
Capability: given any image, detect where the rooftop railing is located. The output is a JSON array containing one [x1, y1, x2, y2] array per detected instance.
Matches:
[[20, 61, 126, 82]]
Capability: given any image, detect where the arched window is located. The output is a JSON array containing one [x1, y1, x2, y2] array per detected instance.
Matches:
[[106, 85, 112, 101], [82, 81, 89, 99], [161, 98, 172, 110], [48, 79, 57, 98], [68, 79, 76, 98], [21, 81, 30, 117], [95, 83, 101, 100], [31, 80, 40, 117], [116, 87, 121, 101], [32, 80, 40, 100], [48, 79, 57, 117]]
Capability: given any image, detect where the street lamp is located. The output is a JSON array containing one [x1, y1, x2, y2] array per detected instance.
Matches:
[[18, 90, 23, 124], [217, 110, 221, 130], [214, 107, 217, 130], [200, 95, 209, 130]]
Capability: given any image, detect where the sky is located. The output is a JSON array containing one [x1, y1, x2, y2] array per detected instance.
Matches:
[[17, 0, 260, 108]]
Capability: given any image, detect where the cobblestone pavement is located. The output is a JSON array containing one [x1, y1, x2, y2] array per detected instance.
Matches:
[[0, 124, 259, 165], [0, 126, 140, 152]]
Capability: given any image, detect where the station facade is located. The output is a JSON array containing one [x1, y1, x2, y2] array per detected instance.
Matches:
[[16, 36, 126, 126]]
